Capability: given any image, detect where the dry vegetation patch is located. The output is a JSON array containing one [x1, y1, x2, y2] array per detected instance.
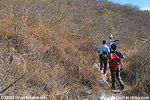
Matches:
[[0, 0, 150, 99]]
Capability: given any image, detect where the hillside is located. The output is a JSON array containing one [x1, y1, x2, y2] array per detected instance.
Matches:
[[0, 0, 150, 99]]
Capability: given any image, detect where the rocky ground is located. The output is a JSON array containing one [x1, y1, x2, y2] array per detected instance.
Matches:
[[81, 63, 127, 100]]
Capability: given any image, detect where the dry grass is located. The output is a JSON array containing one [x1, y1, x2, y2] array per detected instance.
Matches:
[[0, 0, 150, 99]]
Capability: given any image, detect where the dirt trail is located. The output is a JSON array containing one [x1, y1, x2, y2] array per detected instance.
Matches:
[[93, 63, 126, 100]]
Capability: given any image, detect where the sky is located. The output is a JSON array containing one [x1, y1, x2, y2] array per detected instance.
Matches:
[[107, 0, 150, 10]]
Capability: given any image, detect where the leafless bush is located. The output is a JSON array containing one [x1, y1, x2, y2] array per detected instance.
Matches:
[[123, 45, 150, 96]]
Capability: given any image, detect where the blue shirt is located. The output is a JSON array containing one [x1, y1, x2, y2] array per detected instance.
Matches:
[[112, 50, 123, 65], [98, 44, 110, 54]]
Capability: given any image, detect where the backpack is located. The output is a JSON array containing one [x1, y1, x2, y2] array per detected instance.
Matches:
[[102, 51, 108, 58], [109, 53, 120, 70]]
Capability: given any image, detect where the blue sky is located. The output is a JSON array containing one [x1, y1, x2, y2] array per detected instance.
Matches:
[[107, 0, 150, 10]]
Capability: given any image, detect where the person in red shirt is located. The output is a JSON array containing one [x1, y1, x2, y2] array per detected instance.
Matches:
[[109, 44, 125, 90]]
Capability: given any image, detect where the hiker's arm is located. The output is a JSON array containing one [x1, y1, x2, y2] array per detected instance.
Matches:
[[114, 40, 119, 42], [108, 55, 111, 63], [98, 47, 100, 53], [122, 55, 125, 59], [108, 59, 111, 63]]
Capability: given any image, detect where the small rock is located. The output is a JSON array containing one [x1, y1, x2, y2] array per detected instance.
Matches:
[[98, 78, 108, 86], [82, 89, 92, 96], [93, 63, 99, 68]]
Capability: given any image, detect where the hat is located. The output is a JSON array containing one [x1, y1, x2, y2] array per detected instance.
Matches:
[[109, 34, 113, 38], [111, 44, 117, 50], [103, 40, 106, 44]]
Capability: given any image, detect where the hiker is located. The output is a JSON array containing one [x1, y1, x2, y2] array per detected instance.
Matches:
[[108, 34, 119, 52], [98, 40, 110, 74], [109, 44, 125, 90]]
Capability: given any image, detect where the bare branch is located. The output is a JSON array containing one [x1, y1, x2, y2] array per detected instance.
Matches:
[[0, 71, 28, 94], [0, 64, 11, 85], [0, 49, 16, 85]]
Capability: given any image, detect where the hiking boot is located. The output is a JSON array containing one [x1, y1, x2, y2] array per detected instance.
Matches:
[[100, 67, 103, 71], [103, 69, 107, 74], [121, 85, 124, 90], [111, 86, 115, 90]]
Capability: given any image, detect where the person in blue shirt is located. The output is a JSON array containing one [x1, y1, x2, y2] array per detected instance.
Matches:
[[98, 40, 110, 74], [110, 44, 125, 90]]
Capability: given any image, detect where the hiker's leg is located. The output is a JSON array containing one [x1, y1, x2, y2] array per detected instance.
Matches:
[[99, 55, 101, 66], [100, 54, 104, 70], [111, 70, 116, 89], [103, 58, 108, 74], [116, 65, 124, 88]]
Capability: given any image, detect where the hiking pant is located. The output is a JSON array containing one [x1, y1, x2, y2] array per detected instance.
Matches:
[[110, 65, 124, 89], [99, 54, 108, 74]]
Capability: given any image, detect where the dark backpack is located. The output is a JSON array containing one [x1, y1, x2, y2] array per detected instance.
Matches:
[[102, 51, 108, 58], [109, 53, 120, 70]]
